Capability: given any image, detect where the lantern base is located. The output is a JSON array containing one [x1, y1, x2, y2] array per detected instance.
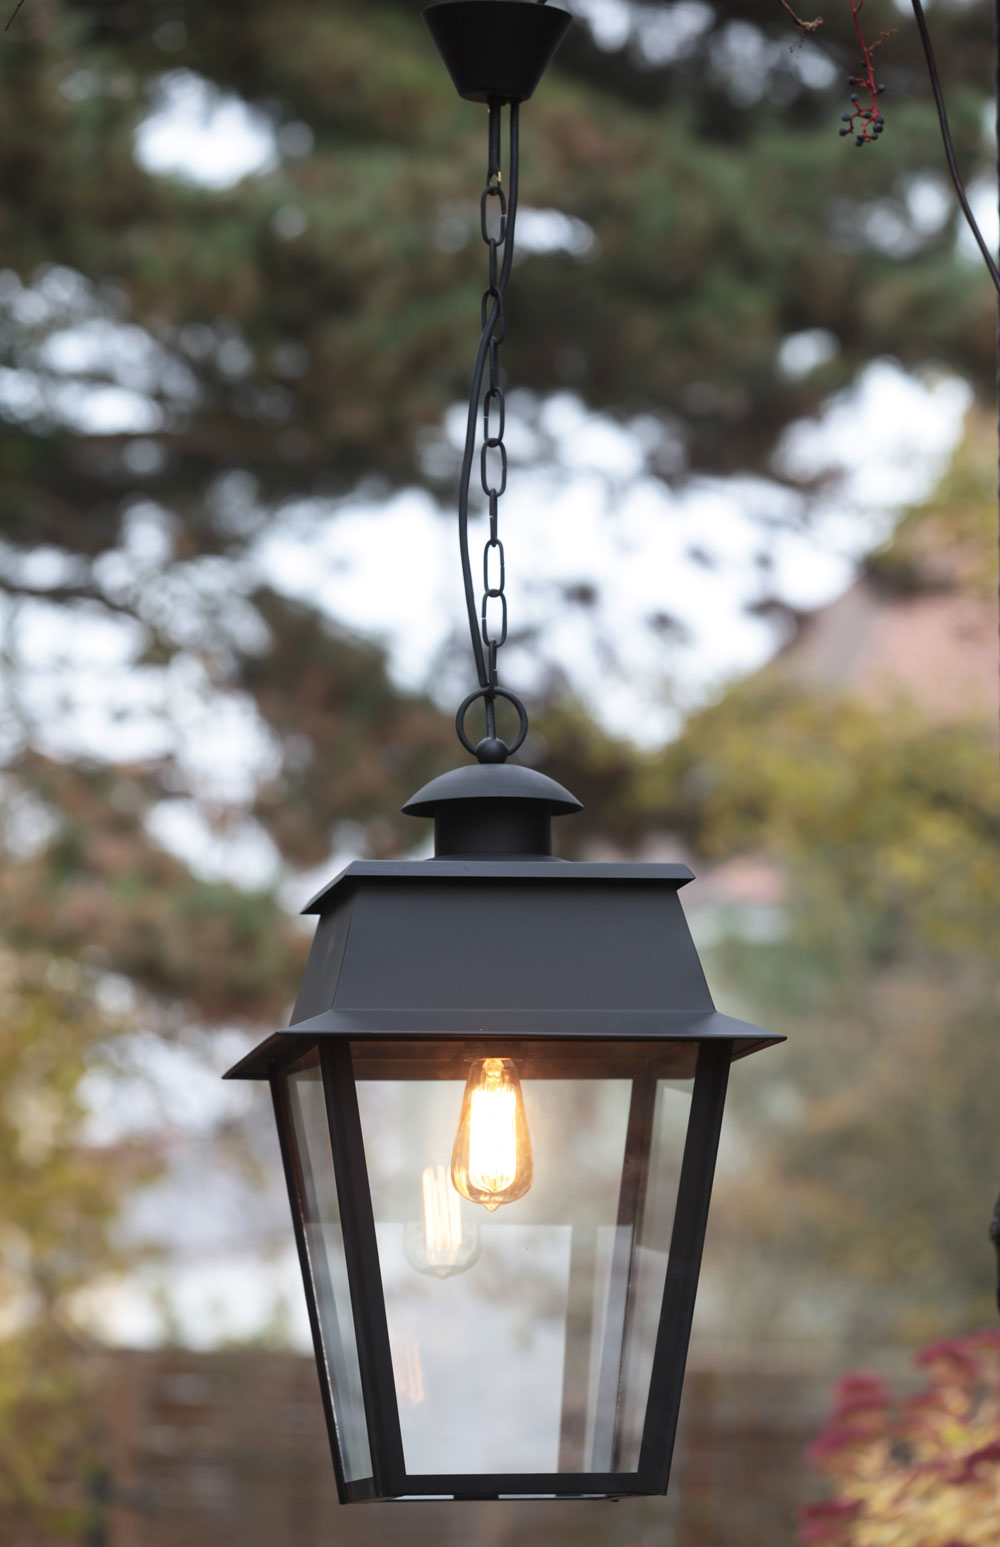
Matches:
[[423, 1, 572, 104]]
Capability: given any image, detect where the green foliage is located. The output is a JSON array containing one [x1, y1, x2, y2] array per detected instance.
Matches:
[[3, 751, 311, 1019], [0, 948, 141, 1529], [800, 1332, 1000, 1545]]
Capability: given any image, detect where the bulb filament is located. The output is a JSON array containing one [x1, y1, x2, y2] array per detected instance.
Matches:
[[451, 1055, 532, 1211]]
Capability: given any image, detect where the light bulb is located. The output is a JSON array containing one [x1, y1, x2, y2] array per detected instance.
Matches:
[[403, 1162, 481, 1278], [450, 1056, 532, 1211]]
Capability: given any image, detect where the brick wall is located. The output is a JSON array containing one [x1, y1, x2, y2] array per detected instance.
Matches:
[[72, 1348, 835, 1547]]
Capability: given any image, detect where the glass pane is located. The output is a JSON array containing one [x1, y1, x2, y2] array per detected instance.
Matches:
[[352, 1040, 693, 1478], [284, 1052, 372, 1483], [615, 1078, 692, 1470]]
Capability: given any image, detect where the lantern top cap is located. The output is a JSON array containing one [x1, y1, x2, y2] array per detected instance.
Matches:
[[403, 761, 582, 818]]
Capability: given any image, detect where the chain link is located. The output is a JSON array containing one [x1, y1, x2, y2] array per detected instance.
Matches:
[[453, 101, 528, 760], [479, 135, 509, 694]]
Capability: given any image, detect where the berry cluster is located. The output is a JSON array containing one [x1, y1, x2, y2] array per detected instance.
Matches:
[[839, 75, 886, 146]]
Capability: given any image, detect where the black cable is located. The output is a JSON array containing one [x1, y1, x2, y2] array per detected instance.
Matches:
[[457, 101, 520, 690], [910, 0, 1000, 296]]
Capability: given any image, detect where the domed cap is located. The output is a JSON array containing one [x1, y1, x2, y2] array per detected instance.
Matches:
[[403, 762, 581, 858]]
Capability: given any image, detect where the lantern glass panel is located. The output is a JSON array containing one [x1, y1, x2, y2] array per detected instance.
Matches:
[[350, 1039, 693, 1478], [285, 1051, 372, 1483]]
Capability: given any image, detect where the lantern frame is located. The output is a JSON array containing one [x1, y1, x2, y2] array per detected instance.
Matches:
[[228, 765, 783, 1504]]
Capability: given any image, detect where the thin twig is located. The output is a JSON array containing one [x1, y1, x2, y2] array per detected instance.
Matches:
[[777, 0, 824, 35], [4, 0, 28, 32]]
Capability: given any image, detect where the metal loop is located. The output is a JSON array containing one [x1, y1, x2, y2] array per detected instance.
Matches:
[[483, 386, 505, 444], [455, 686, 528, 758], [480, 184, 507, 245], [480, 440, 507, 497], [483, 538, 505, 595], [481, 590, 508, 647]]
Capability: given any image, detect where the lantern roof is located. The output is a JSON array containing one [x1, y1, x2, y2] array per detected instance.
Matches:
[[402, 760, 581, 817], [224, 759, 783, 1084], [302, 856, 696, 915]]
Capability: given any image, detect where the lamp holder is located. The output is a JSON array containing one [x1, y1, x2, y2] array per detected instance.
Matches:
[[423, 1, 572, 105]]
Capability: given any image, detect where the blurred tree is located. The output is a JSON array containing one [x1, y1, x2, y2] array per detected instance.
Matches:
[[0, 945, 146, 1535], [799, 1333, 1000, 1545], [0, 0, 993, 935], [598, 420, 999, 1343]]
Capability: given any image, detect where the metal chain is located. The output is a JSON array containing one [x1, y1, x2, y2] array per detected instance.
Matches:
[[480, 104, 509, 713], [454, 100, 528, 761]]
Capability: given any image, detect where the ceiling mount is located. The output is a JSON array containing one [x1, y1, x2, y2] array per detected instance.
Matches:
[[423, 0, 573, 104]]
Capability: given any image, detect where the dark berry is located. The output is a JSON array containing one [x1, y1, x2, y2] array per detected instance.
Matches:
[[841, 113, 852, 122], [839, 127, 850, 135], [851, 93, 859, 103], [855, 136, 864, 146]]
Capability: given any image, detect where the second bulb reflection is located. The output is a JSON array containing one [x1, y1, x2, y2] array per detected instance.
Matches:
[[404, 1162, 481, 1278]]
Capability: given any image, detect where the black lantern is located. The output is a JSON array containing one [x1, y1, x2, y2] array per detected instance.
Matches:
[[227, 0, 783, 1506], [227, 766, 782, 1502]]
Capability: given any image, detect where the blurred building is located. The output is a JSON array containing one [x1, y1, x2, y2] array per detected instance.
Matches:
[[683, 552, 996, 937]]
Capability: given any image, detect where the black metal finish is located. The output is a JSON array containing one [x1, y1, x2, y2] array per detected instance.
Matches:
[[637, 1040, 731, 1492], [591, 1065, 657, 1470], [379, 1471, 649, 1499], [224, 852, 782, 1081], [320, 1040, 406, 1496], [404, 761, 582, 820], [449, 96, 530, 758], [302, 858, 694, 916], [405, 761, 580, 856], [424, 1, 572, 104], [434, 795, 553, 857], [233, 766, 780, 1502], [230, 1012, 774, 1073], [262, 1031, 745, 1502], [455, 687, 527, 762], [270, 1075, 353, 1504]]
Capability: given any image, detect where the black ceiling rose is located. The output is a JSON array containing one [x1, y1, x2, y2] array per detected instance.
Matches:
[[423, 1, 573, 104]]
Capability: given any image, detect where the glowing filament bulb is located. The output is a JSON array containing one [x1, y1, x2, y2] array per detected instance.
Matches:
[[451, 1057, 532, 1211]]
